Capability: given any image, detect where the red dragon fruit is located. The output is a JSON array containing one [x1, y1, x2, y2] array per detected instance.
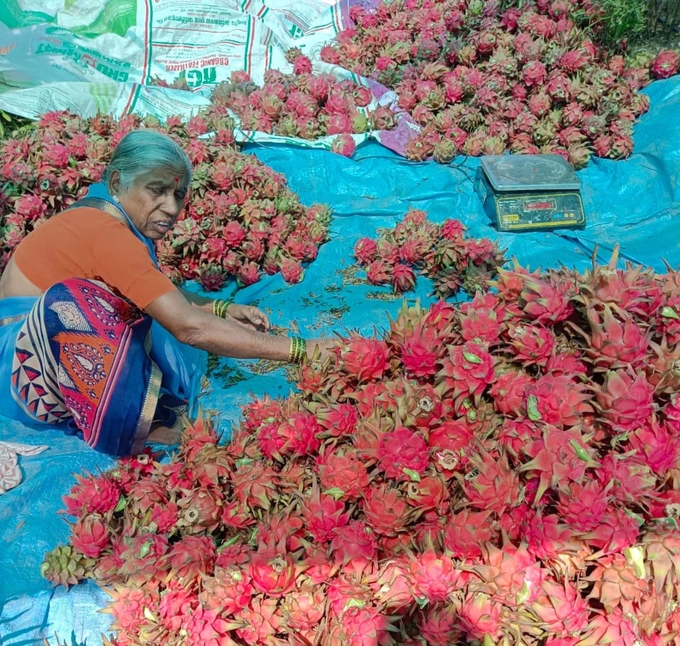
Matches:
[[418, 606, 462, 645], [235, 597, 282, 645], [362, 483, 414, 536], [301, 483, 351, 542], [249, 545, 298, 598], [464, 451, 522, 514], [524, 373, 593, 427], [166, 535, 216, 581], [400, 322, 447, 378], [651, 50, 680, 79], [337, 336, 389, 382], [444, 510, 496, 559], [470, 542, 546, 607], [520, 425, 598, 501], [407, 550, 460, 603], [69, 516, 111, 558], [531, 579, 589, 634], [331, 133, 357, 157], [391, 263, 417, 292], [317, 448, 370, 500], [436, 340, 496, 407], [330, 520, 379, 578], [455, 592, 504, 641], [595, 369, 655, 431], [281, 585, 326, 633], [377, 427, 430, 482]]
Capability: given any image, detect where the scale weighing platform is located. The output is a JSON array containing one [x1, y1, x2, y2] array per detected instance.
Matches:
[[474, 154, 586, 232]]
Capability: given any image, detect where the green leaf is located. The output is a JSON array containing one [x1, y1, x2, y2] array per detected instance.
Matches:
[[235, 457, 254, 468], [415, 597, 429, 609], [569, 439, 592, 462], [344, 598, 366, 610], [403, 468, 421, 482], [527, 395, 541, 421], [483, 634, 497, 646], [114, 495, 127, 513], [624, 508, 645, 527], [664, 516, 680, 530], [515, 581, 531, 605], [219, 535, 243, 550], [662, 306, 680, 320], [624, 546, 646, 578], [139, 540, 153, 558], [324, 487, 345, 500], [463, 351, 483, 364]]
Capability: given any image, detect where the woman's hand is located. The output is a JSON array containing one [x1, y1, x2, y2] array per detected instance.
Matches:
[[308, 337, 337, 360], [226, 304, 270, 332]]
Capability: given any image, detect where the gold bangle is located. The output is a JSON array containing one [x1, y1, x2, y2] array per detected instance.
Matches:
[[289, 337, 307, 364], [213, 300, 231, 318]]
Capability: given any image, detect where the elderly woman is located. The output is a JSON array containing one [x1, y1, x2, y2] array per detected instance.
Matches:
[[0, 130, 330, 456]]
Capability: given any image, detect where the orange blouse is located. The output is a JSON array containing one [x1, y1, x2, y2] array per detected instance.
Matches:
[[13, 207, 177, 309]]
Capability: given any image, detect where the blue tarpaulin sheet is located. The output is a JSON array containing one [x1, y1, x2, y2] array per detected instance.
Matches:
[[1, 75, 679, 644]]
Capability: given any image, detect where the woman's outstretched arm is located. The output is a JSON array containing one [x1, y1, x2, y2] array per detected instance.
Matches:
[[146, 289, 329, 360]]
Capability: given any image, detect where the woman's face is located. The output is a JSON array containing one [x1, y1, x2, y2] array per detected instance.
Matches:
[[113, 168, 188, 240]]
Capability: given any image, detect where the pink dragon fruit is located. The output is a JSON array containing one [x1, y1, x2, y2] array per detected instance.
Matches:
[[595, 369, 655, 431], [337, 336, 389, 382], [651, 50, 680, 79], [407, 550, 460, 603], [391, 263, 417, 292], [377, 427, 430, 481], [436, 340, 496, 407], [362, 483, 413, 536], [331, 133, 357, 157]]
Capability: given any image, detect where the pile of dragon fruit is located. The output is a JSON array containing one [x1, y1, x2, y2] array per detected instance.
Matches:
[[44, 249, 680, 645], [0, 110, 331, 289], [354, 208, 506, 297], [320, 0, 680, 166], [211, 60, 398, 157]]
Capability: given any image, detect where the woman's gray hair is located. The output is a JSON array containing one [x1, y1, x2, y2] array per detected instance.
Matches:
[[102, 129, 193, 190]]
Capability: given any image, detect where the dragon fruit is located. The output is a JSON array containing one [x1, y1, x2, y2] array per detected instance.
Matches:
[[455, 592, 504, 641], [44, 246, 680, 645], [418, 606, 462, 645], [520, 425, 598, 501], [249, 546, 298, 598], [330, 520, 379, 578], [400, 322, 447, 378], [595, 369, 655, 431], [436, 340, 496, 407], [391, 263, 417, 292], [235, 597, 282, 645], [317, 448, 370, 500], [337, 336, 389, 382], [464, 451, 522, 514], [377, 427, 430, 482], [407, 550, 459, 602], [651, 50, 680, 79], [301, 483, 351, 542], [531, 579, 589, 634], [281, 585, 326, 633], [363, 483, 414, 536], [167, 535, 216, 581]]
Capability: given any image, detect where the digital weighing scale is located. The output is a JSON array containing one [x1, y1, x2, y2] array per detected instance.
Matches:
[[474, 154, 586, 232]]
